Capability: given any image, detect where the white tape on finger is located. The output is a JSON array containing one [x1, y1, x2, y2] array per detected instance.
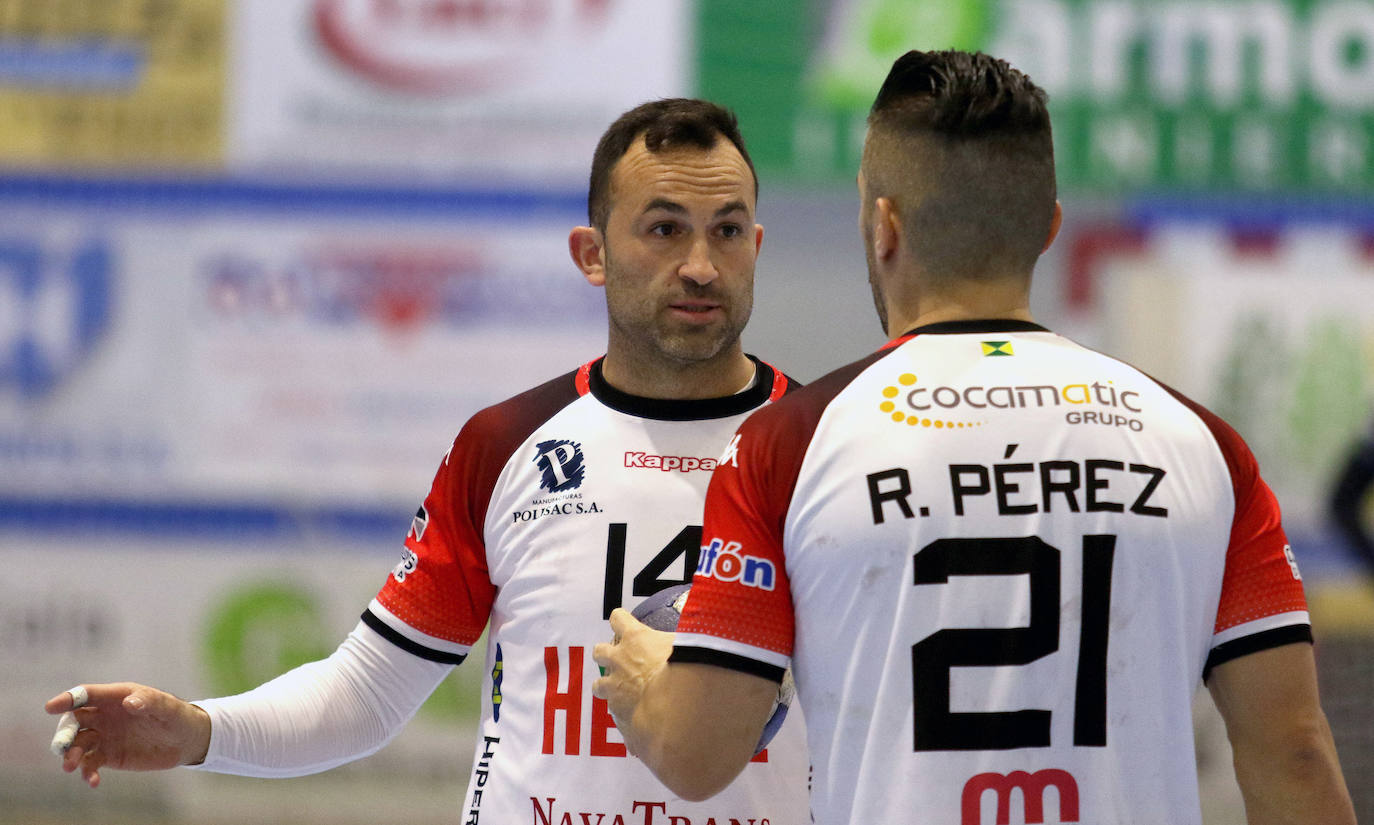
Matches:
[[50, 712, 79, 756], [68, 685, 89, 709]]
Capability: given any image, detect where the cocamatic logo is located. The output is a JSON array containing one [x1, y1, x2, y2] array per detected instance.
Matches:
[[878, 373, 988, 429], [312, 0, 611, 95], [878, 372, 1144, 429], [0, 238, 113, 400]]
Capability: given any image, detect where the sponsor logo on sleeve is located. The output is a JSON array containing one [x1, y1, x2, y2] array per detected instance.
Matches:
[[697, 538, 776, 591], [391, 548, 419, 583], [407, 505, 429, 542]]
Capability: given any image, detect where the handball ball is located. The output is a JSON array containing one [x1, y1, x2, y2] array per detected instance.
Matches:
[[630, 583, 794, 754]]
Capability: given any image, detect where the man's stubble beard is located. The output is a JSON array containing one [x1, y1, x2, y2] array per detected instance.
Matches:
[[602, 247, 751, 369]]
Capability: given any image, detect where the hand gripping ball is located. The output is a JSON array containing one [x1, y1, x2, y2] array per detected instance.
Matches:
[[630, 583, 794, 754]]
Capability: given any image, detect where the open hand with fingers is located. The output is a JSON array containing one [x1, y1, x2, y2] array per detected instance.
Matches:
[[44, 683, 212, 788]]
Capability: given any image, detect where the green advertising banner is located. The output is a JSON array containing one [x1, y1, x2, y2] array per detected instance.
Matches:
[[698, 0, 1374, 194]]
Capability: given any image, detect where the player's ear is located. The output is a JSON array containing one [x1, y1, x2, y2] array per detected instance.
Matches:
[[569, 226, 606, 286], [1042, 201, 1063, 254], [873, 197, 900, 261], [753, 223, 764, 257]]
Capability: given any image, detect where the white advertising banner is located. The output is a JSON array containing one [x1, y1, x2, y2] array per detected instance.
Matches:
[[1, 534, 483, 824], [1098, 225, 1374, 533], [228, 0, 691, 184], [0, 184, 604, 506]]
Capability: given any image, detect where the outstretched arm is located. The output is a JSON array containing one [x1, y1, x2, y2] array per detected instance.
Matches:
[[1206, 642, 1355, 825], [592, 608, 777, 801], [47, 620, 452, 788]]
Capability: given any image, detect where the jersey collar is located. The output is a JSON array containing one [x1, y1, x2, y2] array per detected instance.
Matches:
[[587, 355, 779, 421], [903, 318, 1050, 337]]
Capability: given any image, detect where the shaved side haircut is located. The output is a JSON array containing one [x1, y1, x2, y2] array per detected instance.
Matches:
[[864, 50, 1057, 283]]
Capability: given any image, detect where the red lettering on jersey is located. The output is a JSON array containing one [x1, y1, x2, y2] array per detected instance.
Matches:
[[590, 696, 627, 757], [542, 646, 583, 755], [961, 769, 1080, 824]]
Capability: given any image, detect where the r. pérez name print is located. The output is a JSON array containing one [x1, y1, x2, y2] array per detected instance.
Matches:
[[866, 444, 1168, 524]]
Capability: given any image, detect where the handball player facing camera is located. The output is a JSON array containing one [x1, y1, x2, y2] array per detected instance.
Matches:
[[46, 98, 813, 824]]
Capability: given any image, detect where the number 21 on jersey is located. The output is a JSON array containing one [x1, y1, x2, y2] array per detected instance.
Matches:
[[912, 535, 1116, 751]]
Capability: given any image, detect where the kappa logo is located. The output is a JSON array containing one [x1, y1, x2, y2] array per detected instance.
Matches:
[[623, 451, 717, 473], [717, 433, 742, 468], [534, 438, 585, 493], [961, 769, 1080, 824]]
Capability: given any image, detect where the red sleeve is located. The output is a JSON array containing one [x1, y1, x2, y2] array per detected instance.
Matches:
[[371, 420, 501, 653], [1158, 387, 1311, 678], [1207, 419, 1308, 634], [677, 412, 801, 657], [368, 367, 585, 663], [675, 353, 881, 667]]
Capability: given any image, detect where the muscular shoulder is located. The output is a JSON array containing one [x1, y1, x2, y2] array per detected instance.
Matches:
[[457, 367, 584, 452], [740, 347, 895, 438]]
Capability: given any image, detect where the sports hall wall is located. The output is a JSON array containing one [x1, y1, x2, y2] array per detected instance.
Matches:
[[2, 2, 1372, 823]]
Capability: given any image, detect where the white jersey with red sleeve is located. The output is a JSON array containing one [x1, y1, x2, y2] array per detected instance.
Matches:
[[674, 320, 1310, 825], [364, 356, 813, 825]]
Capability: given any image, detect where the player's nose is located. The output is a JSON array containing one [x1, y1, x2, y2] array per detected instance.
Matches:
[[679, 237, 718, 286]]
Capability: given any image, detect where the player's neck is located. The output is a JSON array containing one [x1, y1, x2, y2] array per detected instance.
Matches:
[[600, 348, 756, 401], [885, 281, 1034, 339]]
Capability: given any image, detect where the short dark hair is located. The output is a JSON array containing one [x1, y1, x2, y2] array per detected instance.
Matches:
[[864, 50, 1056, 281], [587, 98, 757, 231]]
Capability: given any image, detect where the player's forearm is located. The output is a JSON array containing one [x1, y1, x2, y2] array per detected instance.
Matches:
[[626, 663, 764, 801], [1231, 716, 1355, 825], [193, 621, 451, 778]]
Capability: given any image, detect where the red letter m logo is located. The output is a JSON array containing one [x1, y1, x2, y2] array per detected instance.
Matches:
[[961, 769, 1080, 824]]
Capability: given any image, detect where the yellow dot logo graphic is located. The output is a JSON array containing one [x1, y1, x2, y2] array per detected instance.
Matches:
[[876, 372, 985, 429]]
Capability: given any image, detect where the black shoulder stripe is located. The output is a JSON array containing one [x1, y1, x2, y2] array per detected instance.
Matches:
[[361, 610, 468, 666], [1203, 624, 1313, 682], [670, 645, 785, 683]]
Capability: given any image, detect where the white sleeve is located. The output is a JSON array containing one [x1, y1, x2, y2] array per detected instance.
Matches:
[[189, 620, 454, 778]]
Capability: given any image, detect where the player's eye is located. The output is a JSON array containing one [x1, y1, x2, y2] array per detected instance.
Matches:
[[650, 222, 678, 237], [718, 223, 743, 239]]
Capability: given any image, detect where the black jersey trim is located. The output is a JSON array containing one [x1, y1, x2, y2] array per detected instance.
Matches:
[[904, 319, 1051, 336], [1202, 624, 1313, 682], [361, 609, 468, 666], [669, 645, 786, 683], [588, 355, 788, 421]]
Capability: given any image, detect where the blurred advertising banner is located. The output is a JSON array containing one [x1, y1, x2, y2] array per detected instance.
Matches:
[[228, 0, 689, 185], [0, 0, 226, 169], [698, 0, 1374, 193], [1088, 221, 1374, 537], [0, 179, 604, 509], [0, 533, 482, 824]]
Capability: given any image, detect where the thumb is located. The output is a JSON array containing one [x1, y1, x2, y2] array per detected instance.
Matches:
[[608, 607, 643, 639]]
